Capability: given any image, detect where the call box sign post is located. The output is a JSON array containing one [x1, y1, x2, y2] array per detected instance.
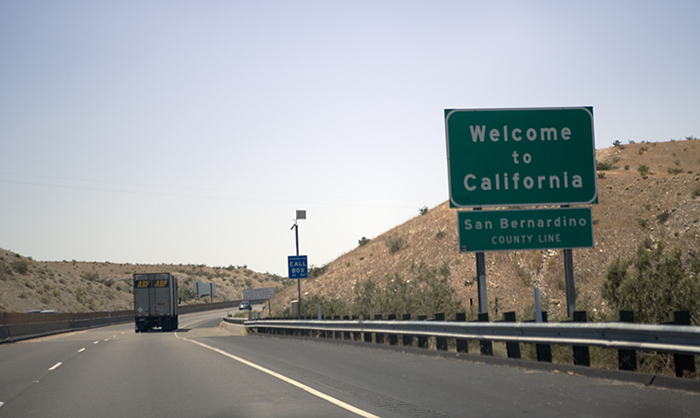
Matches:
[[445, 107, 597, 208]]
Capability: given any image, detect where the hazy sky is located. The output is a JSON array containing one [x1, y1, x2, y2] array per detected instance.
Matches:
[[1, 1, 698, 276]]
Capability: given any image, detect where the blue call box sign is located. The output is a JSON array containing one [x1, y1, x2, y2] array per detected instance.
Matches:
[[288, 255, 308, 279]]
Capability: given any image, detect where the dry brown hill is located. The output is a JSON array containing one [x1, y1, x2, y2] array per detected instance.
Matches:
[[2, 139, 698, 318], [271, 139, 700, 321], [0, 253, 291, 313]]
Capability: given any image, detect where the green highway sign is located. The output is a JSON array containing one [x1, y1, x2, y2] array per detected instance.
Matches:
[[458, 207, 593, 252], [445, 107, 597, 208]]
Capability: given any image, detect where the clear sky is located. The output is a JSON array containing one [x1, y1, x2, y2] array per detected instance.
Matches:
[[1, 1, 698, 276]]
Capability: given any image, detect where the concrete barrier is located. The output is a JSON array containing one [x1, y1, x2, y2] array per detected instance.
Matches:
[[1, 302, 241, 344]]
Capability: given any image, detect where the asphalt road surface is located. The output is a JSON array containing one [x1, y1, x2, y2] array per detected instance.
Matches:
[[1, 310, 698, 417]]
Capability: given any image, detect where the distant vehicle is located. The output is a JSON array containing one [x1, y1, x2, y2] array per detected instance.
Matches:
[[239, 301, 252, 310], [40, 309, 58, 313], [133, 273, 179, 333], [28, 309, 42, 313]]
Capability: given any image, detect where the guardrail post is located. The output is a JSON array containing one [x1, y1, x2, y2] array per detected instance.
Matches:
[[387, 314, 398, 345], [363, 315, 372, 343], [374, 314, 384, 344], [503, 312, 521, 359], [478, 313, 493, 356], [343, 316, 351, 340], [673, 311, 695, 377], [435, 313, 447, 351], [455, 313, 468, 353], [334, 315, 341, 339], [352, 316, 360, 341], [572, 311, 590, 366], [402, 314, 413, 347], [618, 311, 637, 371], [536, 311, 552, 362], [418, 315, 429, 348]]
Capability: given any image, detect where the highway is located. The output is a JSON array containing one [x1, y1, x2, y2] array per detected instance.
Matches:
[[1, 310, 697, 417]]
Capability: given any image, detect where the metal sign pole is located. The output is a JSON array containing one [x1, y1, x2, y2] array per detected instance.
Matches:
[[561, 204, 576, 317], [473, 207, 488, 314], [295, 222, 301, 319]]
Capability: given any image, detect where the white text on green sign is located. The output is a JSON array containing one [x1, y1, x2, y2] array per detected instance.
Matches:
[[445, 107, 597, 207], [458, 208, 594, 252]]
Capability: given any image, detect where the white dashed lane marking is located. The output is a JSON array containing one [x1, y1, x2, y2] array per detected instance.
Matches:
[[48, 362, 62, 371]]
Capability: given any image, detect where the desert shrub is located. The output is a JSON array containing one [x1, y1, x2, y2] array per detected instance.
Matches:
[[80, 271, 99, 282], [0, 261, 11, 280], [308, 264, 328, 279], [12, 259, 29, 274], [358, 236, 370, 247], [352, 260, 462, 319], [693, 188, 700, 198], [638, 146, 648, 155], [419, 206, 429, 215], [657, 210, 670, 224], [637, 164, 651, 176], [667, 167, 684, 174], [602, 242, 700, 324], [178, 286, 197, 302], [596, 160, 616, 171], [386, 235, 406, 254]]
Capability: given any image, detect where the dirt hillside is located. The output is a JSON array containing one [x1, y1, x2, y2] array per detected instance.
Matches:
[[2, 139, 698, 319], [0, 253, 291, 313], [272, 139, 700, 320]]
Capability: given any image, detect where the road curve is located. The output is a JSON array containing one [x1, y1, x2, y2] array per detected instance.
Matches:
[[1, 310, 697, 417]]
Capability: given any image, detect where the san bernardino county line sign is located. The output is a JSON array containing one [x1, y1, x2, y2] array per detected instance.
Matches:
[[445, 107, 597, 208], [458, 207, 593, 252]]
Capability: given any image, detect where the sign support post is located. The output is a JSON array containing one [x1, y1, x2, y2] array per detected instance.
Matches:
[[474, 207, 488, 314], [446, 107, 597, 319]]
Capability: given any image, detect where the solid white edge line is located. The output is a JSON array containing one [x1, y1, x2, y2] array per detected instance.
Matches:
[[175, 334, 381, 418], [48, 362, 62, 371]]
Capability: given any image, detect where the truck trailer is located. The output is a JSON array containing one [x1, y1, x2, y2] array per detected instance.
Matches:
[[133, 273, 179, 332]]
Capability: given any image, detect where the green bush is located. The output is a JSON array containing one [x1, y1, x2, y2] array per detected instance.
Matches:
[[178, 286, 197, 302], [596, 160, 617, 171], [602, 242, 700, 324], [282, 261, 464, 320], [353, 260, 462, 319]]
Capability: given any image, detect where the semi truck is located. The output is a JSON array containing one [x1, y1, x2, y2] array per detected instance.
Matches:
[[133, 273, 179, 332]]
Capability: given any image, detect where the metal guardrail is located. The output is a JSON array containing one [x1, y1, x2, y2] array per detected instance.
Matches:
[[244, 319, 700, 356]]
